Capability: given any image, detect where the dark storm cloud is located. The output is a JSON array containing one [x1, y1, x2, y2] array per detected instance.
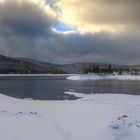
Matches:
[[0, 0, 140, 65], [0, 28, 140, 64], [41, 32, 140, 64], [0, 0, 56, 37]]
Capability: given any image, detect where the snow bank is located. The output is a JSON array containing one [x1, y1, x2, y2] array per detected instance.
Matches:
[[66, 74, 140, 81], [0, 92, 140, 140]]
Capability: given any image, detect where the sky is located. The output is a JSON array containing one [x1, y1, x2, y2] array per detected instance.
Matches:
[[0, 0, 140, 64]]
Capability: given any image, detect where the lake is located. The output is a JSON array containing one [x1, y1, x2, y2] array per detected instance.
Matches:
[[0, 75, 140, 100]]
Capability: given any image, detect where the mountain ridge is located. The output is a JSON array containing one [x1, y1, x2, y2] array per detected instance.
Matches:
[[0, 55, 139, 74]]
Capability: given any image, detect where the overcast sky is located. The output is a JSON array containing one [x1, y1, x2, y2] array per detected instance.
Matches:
[[0, 0, 140, 64]]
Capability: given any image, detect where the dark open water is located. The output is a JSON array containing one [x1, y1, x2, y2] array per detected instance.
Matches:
[[0, 75, 140, 100]]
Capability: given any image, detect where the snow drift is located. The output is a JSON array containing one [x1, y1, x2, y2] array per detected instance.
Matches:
[[66, 74, 140, 81]]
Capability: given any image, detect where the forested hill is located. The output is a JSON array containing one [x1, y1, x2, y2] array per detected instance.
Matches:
[[0, 55, 139, 74], [0, 55, 64, 74]]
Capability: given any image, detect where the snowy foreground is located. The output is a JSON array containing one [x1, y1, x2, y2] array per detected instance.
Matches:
[[67, 74, 140, 80], [0, 92, 140, 140]]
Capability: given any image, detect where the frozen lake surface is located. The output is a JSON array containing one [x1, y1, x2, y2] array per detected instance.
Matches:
[[0, 75, 140, 100]]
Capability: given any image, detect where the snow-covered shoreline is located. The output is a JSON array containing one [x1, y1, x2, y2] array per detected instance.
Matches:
[[0, 74, 75, 77], [0, 92, 140, 140], [66, 74, 140, 81]]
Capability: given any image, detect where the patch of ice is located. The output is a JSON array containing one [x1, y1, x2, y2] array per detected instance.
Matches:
[[23, 98, 34, 101]]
